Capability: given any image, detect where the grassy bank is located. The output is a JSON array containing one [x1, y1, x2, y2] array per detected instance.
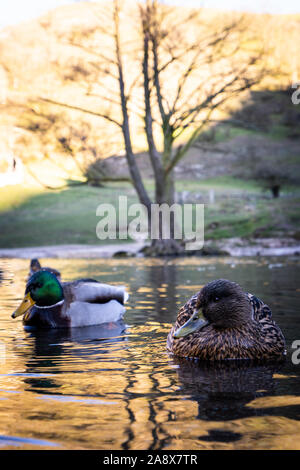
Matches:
[[0, 176, 299, 248]]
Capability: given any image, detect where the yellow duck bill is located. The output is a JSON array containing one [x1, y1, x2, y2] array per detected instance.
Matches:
[[12, 293, 36, 319], [173, 310, 209, 338]]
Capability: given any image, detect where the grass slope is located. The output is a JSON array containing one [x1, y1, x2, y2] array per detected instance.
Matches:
[[0, 177, 299, 248]]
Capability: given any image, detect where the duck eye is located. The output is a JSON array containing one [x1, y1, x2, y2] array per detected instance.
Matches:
[[31, 282, 42, 290], [214, 296, 220, 302]]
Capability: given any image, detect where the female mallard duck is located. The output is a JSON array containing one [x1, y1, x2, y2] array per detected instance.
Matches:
[[29, 258, 61, 281], [167, 279, 286, 361], [12, 270, 128, 329]]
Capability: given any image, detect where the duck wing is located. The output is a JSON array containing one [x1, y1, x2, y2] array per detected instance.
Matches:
[[66, 279, 128, 305], [246, 292, 273, 322], [62, 279, 128, 328]]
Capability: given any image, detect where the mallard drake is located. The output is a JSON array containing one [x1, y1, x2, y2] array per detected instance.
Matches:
[[29, 258, 61, 281], [167, 279, 286, 361], [12, 270, 128, 329]]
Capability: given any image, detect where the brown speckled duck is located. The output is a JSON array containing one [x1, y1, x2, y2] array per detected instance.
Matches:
[[167, 279, 286, 361]]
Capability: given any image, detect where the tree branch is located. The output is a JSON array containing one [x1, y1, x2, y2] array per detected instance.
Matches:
[[140, 3, 164, 188], [113, 0, 152, 210], [63, 40, 118, 66], [165, 70, 261, 175], [39, 97, 123, 128]]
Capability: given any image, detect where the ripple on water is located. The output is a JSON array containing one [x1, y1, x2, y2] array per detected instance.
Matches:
[[0, 256, 299, 449], [0, 435, 60, 448]]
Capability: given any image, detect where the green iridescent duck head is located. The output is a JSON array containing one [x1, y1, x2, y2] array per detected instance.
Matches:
[[12, 270, 64, 319]]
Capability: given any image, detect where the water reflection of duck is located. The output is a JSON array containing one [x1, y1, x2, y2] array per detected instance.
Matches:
[[171, 358, 281, 422], [28, 259, 61, 281], [12, 270, 128, 329], [27, 321, 127, 358], [167, 279, 286, 361], [20, 321, 127, 391]]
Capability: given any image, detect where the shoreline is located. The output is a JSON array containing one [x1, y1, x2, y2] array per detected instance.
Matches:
[[0, 238, 299, 259], [0, 243, 146, 259]]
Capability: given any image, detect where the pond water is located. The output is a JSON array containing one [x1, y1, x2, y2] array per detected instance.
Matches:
[[0, 256, 299, 450]]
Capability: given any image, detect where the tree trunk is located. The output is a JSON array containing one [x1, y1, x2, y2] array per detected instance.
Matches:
[[143, 170, 185, 256], [271, 185, 280, 198]]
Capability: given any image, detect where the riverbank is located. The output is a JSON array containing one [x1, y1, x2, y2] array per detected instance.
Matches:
[[0, 238, 299, 259], [1, 177, 300, 250]]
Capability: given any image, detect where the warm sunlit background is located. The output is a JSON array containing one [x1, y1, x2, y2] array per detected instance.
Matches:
[[0, 0, 299, 250], [1, 0, 300, 29], [0, 0, 300, 452]]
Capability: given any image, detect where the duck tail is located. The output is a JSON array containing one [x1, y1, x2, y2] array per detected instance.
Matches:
[[124, 291, 129, 303], [30, 258, 42, 271]]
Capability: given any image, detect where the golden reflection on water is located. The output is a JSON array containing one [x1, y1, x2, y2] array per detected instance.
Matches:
[[0, 257, 300, 449]]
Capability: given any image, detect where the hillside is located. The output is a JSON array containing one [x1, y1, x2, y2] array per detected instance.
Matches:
[[0, 0, 299, 252]]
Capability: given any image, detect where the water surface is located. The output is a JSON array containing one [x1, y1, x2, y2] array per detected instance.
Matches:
[[0, 256, 299, 450]]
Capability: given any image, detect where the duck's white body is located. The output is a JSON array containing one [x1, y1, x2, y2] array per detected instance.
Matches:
[[66, 299, 125, 327], [64, 281, 128, 327]]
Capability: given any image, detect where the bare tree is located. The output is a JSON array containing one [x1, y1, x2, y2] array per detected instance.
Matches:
[[235, 146, 300, 198], [39, 0, 266, 254]]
